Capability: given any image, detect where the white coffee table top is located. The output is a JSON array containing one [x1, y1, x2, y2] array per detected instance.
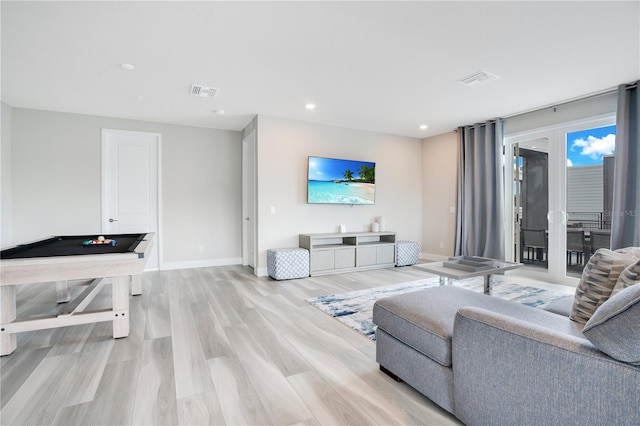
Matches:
[[414, 258, 522, 280]]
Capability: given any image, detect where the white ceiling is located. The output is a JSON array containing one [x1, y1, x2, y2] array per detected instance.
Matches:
[[2, 1, 639, 139]]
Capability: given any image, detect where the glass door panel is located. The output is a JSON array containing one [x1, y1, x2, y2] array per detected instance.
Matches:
[[506, 115, 616, 285], [512, 139, 549, 272], [565, 125, 616, 278]]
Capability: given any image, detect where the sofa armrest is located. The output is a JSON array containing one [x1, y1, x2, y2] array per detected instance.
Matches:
[[452, 306, 640, 426]]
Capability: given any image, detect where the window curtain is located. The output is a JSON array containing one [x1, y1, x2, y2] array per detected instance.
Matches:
[[611, 81, 640, 249], [454, 119, 505, 259]]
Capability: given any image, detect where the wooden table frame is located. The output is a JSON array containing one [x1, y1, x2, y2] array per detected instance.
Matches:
[[0, 233, 154, 356]]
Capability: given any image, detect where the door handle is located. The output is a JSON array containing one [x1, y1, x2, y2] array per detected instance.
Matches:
[[109, 218, 118, 223]]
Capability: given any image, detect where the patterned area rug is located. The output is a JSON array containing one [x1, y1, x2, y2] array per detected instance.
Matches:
[[306, 277, 573, 340]]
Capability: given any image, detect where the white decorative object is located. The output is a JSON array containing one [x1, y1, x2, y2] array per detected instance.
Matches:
[[372, 222, 380, 232], [377, 216, 386, 231], [339, 224, 347, 233]]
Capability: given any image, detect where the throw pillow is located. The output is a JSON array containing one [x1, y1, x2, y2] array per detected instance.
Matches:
[[611, 248, 640, 295], [582, 284, 640, 365], [612, 260, 640, 295], [570, 248, 636, 324]]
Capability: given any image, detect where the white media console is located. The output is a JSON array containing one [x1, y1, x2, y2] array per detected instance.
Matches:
[[299, 231, 396, 276]]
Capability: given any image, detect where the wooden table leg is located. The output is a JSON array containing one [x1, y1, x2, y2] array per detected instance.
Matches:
[[130, 275, 142, 296], [1, 285, 17, 356], [484, 275, 493, 295], [56, 280, 70, 303], [112, 276, 130, 339]]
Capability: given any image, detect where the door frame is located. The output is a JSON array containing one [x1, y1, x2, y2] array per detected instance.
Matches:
[[242, 129, 257, 270], [101, 128, 163, 270], [504, 113, 615, 284]]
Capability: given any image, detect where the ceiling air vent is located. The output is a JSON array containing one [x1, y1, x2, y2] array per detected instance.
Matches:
[[190, 84, 218, 98], [457, 71, 500, 87]]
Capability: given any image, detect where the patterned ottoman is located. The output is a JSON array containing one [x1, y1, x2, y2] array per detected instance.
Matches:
[[396, 240, 420, 266], [267, 248, 310, 280]]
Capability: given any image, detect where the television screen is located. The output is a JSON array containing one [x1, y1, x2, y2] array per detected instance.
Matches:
[[307, 156, 376, 204]]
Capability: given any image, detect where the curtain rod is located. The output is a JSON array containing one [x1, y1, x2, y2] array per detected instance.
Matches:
[[502, 87, 618, 119], [454, 81, 638, 132], [503, 81, 637, 119]]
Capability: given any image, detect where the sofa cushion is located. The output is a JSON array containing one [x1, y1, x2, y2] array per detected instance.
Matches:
[[373, 286, 583, 368], [570, 249, 636, 324], [582, 284, 640, 365]]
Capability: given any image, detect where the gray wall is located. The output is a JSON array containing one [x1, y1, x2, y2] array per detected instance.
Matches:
[[421, 131, 458, 258], [6, 108, 242, 268], [1, 102, 12, 246], [255, 115, 423, 275]]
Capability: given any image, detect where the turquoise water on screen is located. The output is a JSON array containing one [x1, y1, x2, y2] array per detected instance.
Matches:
[[308, 181, 375, 204]]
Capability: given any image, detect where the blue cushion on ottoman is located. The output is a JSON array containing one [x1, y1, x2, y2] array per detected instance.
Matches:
[[396, 240, 419, 266], [267, 248, 309, 280]]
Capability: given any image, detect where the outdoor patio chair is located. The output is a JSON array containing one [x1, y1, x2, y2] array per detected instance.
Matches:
[[520, 228, 548, 266], [589, 230, 611, 258], [566, 229, 586, 266]]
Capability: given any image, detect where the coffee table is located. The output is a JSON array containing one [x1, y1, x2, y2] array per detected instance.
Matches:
[[414, 257, 522, 294]]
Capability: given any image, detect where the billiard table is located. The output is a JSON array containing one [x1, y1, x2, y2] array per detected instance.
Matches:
[[0, 233, 154, 356]]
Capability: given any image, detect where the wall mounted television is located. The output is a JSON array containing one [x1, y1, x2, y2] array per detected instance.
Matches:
[[307, 156, 376, 205]]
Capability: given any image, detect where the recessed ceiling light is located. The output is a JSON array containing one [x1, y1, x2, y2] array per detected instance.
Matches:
[[213, 109, 225, 115], [420, 124, 428, 129], [305, 103, 316, 110], [120, 63, 135, 71]]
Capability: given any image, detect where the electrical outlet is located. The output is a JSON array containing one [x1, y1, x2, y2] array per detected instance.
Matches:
[[439, 242, 444, 249], [270, 206, 276, 214], [198, 245, 204, 253]]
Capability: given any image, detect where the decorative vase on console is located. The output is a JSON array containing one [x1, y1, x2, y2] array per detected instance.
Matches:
[[377, 216, 386, 231], [372, 222, 380, 232]]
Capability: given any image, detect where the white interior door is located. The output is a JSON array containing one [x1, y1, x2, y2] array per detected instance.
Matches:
[[102, 129, 160, 270], [242, 130, 256, 269]]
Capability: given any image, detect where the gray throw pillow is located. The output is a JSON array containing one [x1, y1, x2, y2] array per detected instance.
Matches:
[[570, 249, 636, 324], [582, 284, 640, 365], [612, 259, 640, 296]]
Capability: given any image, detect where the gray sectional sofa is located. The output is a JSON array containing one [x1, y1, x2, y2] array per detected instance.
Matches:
[[373, 284, 640, 425]]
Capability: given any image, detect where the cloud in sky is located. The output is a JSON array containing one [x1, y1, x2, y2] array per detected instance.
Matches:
[[570, 134, 616, 160]]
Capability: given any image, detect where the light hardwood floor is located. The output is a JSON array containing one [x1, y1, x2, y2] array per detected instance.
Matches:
[[1, 264, 463, 425]]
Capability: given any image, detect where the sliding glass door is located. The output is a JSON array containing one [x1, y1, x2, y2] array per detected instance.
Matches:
[[565, 124, 616, 278], [505, 115, 616, 284]]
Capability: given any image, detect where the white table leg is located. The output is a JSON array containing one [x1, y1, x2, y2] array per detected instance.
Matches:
[[130, 275, 141, 296], [112, 276, 130, 338], [1, 285, 17, 356], [56, 280, 70, 303]]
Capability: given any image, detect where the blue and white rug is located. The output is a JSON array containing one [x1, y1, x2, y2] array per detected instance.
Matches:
[[306, 277, 573, 340]]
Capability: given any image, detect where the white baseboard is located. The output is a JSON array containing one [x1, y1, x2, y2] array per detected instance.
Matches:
[[160, 257, 243, 271], [421, 252, 449, 262], [256, 267, 269, 277]]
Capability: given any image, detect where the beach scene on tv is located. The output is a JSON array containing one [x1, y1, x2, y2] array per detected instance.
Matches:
[[307, 156, 376, 204]]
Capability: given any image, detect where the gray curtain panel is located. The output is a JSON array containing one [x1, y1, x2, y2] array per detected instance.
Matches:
[[455, 119, 505, 259], [611, 81, 640, 250]]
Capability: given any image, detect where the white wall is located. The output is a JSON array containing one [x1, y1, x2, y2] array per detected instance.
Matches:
[[1, 102, 13, 247], [421, 131, 458, 258], [9, 108, 242, 267], [255, 115, 423, 275]]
